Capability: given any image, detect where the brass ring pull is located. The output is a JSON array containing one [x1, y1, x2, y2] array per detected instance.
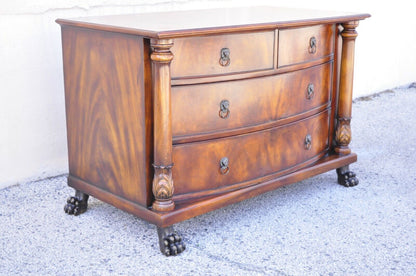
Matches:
[[219, 99, 230, 119], [306, 83, 314, 99], [304, 134, 312, 150], [309, 36, 317, 54], [219, 157, 229, 175], [219, 48, 231, 67]]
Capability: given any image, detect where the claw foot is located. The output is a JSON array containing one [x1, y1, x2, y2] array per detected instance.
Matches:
[[64, 190, 89, 216], [337, 166, 359, 187], [157, 226, 186, 256]]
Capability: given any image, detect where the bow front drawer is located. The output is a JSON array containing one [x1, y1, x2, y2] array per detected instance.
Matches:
[[172, 62, 332, 140], [172, 110, 330, 198], [170, 31, 274, 79], [278, 24, 335, 67]]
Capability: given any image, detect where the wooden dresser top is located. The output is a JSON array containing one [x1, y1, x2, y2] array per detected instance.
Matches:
[[56, 6, 370, 38]]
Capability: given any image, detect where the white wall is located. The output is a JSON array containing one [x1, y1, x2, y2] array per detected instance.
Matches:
[[1, 0, 415, 189]]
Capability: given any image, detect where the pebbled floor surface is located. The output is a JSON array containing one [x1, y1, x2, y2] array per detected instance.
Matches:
[[1, 85, 416, 275]]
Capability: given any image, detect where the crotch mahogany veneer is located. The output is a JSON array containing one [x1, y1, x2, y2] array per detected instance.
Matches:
[[57, 7, 370, 256]]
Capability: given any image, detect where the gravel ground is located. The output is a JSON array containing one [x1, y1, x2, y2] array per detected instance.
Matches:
[[1, 85, 416, 275]]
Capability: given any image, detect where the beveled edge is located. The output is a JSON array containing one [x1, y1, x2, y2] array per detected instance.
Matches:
[[156, 14, 371, 39], [56, 12, 370, 39], [56, 19, 160, 38]]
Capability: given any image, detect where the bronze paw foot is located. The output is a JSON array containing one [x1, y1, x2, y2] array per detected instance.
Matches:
[[157, 226, 186, 256], [64, 190, 89, 216], [336, 166, 359, 187]]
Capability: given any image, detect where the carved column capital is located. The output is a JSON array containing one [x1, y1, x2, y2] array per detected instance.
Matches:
[[341, 21, 359, 39], [150, 39, 174, 63]]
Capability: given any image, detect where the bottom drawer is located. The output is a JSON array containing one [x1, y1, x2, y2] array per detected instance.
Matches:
[[172, 110, 330, 197]]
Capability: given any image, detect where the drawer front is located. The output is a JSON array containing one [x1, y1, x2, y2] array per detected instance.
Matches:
[[170, 31, 274, 78], [172, 110, 330, 196], [278, 24, 334, 67], [172, 62, 332, 138]]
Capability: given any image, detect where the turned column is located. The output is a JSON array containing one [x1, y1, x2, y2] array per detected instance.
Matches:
[[335, 21, 359, 155], [151, 39, 175, 212]]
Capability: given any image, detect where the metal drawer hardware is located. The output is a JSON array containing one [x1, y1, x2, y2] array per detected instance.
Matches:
[[304, 134, 312, 150], [309, 36, 317, 54], [219, 48, 231, 66], [219, 157, 230, 175], [219, 99, 230, 119], [306, 83, 314, 99]]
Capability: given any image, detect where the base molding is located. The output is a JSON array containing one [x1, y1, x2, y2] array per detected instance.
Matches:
[[68, 153, 357, 227]]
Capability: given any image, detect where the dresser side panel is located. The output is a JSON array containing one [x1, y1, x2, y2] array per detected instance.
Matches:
[[61, 27, 150, 206]]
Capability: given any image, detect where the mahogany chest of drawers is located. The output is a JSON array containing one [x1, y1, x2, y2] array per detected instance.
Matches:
[[57, 7, 370, 256]]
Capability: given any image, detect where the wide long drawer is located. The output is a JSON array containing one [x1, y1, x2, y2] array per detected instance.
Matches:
[[172, 62, 332, 139], [172, 109, 330, 197]]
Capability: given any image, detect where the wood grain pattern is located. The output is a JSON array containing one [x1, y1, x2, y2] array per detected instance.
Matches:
[[335, 21, 359, 155], [278, 24, 335, 67], [143, 39, 154, 205], [328, 24, 343, 152], [170, 31, 274, 78], [171, 55, 333, 86], [172, 62, 332, 139], [56, 7, 369, 39], [57, 9, 369, 230], [67, 153, 357, 227], [150, 39, 175, 212], [172, 110, 330, 197], [62, 26, 151, 206], [163, 153, 357, 226]]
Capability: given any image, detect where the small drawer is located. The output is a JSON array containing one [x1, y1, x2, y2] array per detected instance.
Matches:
[[170, 31, 274, 79], [172, 110, 330, 196], [172, 62, 332, 138], [278, 24, 335, 67]]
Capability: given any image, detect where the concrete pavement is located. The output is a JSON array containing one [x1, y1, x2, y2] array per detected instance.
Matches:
[[1, 85, 416, 275]]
